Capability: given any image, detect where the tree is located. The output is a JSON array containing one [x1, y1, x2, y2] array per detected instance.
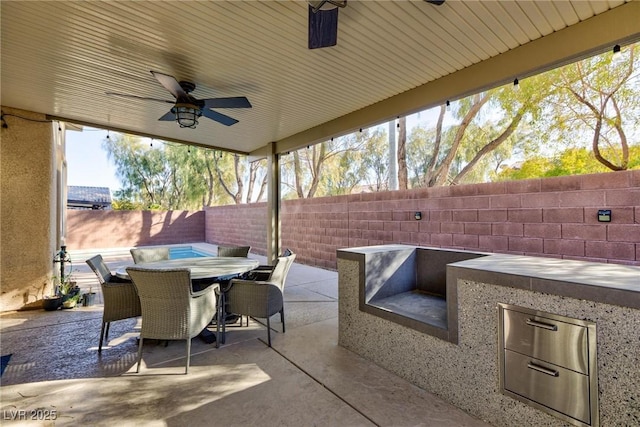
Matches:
[[496, 145, 640, 181], [402, 44, 640, 188], [323, 144, 367, 196], [544, 44, 639, 171], [282, 133, 369, 198], [291, 144, 325, 198], [105, 134, 192, 209], [406, 92, 525, 187], [104, 134, 268, 209], [360, 128, 389, 192], [214, 153, 244, 204], [397, 116, 408, 189]]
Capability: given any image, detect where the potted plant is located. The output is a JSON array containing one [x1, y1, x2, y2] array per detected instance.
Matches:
[[56, 271, 80, 309], [46, 266, 80, 311], [82, 286, 97, 307], [62, 292, 80, 309], [43, 294, 63, 311], [44, 245, 80, 310]]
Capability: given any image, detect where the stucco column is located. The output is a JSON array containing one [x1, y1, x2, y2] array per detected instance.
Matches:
[[1, 106, 59, 311]]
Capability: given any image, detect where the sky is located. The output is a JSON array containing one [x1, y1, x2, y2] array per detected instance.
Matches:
[[66, 128, 122, 192]]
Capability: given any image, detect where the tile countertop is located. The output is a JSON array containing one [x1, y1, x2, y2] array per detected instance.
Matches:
[[449, 254, 640, 310]]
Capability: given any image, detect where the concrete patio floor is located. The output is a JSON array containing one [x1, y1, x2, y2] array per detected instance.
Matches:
[[0, 245, 490, 426]]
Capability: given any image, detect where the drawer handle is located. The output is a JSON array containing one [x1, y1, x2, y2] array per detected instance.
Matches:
[[525, 318, 557, 331], [527, 362, 559, 377]]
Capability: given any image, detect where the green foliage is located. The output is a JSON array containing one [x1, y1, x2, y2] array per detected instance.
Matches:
[[495, 144, 640, 181], [359, 128, 389, 192], [111, 196, 144, 210], [281, 130, 377, 198], [401, 43, 639, 188], [103, 134, 267, 209]]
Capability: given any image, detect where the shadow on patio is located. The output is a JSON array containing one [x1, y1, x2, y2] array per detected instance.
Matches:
[[0, 245, 489, 426]]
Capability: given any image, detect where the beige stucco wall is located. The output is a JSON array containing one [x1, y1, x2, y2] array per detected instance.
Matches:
[[1, 106, 60, 311]]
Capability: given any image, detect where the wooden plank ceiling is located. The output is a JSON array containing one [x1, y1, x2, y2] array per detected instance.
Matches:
[[1, 1, 635, 154]]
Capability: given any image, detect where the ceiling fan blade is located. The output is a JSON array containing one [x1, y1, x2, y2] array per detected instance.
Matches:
[[308, 5, 338, 49], [424, 0, 445, 5], [106, 92, 174, 104], [203, 97, 252, 109], [202, 109, 239, 126], [151, 70, 188, 99], [158, 111, 175, 121]]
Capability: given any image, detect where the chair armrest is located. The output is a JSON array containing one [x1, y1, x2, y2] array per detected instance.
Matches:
[[230, 278, 273, 287], [102, 280, 140, 299], [191, 283, 219, 298], [239, 268, 272, 281], [226, 280, 283, 318], [107, 275, 132, 283]]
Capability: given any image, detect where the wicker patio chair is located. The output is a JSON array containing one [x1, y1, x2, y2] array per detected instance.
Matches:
[[226, 252, 296, 346], [217, 245, 251, 258], [130, 247, 170, 264], [214, 245, 252, 327], [86, 255, 142, 352], [243, 248, 293, 281], [126, 267, 218, 374]]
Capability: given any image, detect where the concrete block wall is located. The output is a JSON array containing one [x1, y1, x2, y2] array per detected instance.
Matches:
[[66, 210, 204, 249], [282, 196, 350, 269], [205, 170, 639, 269], [204, 203, 267, 254], [63, 171, 639, 269]]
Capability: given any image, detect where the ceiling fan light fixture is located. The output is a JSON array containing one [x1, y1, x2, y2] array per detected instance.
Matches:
[[171, 103, 202, 128]]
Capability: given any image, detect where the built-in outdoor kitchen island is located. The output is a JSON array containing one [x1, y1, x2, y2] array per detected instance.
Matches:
[[337, 245, 639, 427]]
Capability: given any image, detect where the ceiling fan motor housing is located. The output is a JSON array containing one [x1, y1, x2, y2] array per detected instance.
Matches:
[[179, 81, 196, 93]]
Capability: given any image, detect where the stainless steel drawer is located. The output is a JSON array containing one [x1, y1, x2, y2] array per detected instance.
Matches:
[[504, 349, 591, 425], [503, 308, 588, 374]]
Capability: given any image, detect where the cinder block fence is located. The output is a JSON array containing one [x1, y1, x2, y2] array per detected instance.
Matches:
[[67, 170, 640, 268]]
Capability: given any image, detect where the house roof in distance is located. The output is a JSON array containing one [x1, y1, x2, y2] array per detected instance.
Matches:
[[67, 186, 112, 209]]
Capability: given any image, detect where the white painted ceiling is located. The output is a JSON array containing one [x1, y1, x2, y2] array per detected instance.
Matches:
[[1, 1, 636, 154]]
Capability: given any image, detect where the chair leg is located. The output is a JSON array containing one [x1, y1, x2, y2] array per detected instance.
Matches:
[[99, 321, 107, 352], [221, 293, 227, 344], [136, 337, 144, 373], [216, 292, 223, 346], [280, 308, 285, 333], [215, 303, 220, 349], [185, 338, 191, 374], [266, 316, 271, 347], [105, 322, 111, 341]]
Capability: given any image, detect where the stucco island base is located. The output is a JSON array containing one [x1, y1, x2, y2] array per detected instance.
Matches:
[[337, 245, 640, 427]]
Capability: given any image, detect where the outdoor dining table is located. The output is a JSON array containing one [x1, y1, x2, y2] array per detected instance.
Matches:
[[115, 256, 260, 345], [114, 256, 260, 281]]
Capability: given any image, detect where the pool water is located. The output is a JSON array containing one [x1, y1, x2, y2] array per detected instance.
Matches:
[[169, 247, 214, 259]]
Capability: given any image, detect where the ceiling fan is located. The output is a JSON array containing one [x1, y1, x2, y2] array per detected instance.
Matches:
[[308, 0, 445, 50], [106, 71, 252, 128]]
